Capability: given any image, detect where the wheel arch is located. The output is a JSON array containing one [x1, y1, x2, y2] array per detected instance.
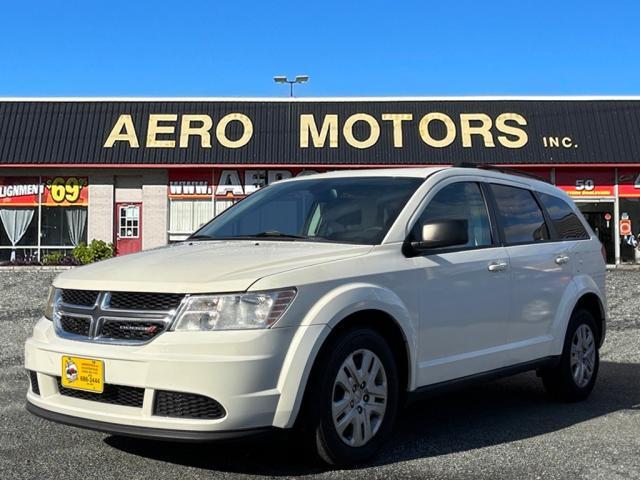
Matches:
[[313, 309, 411, 402], [550, 275, 606, 354], [272, 284, 417, 429], [573, 292, 606, 347]]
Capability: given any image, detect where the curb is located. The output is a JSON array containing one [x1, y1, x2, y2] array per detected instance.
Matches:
[[0, 266, 75, 272]]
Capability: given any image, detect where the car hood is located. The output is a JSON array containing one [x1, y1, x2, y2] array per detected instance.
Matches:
[[54, 240, 372, 293]]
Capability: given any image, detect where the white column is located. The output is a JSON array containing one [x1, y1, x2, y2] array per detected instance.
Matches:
[[87, 174, 115, 244], [614, 168, 620, 265], [141, 170, 168, 250]]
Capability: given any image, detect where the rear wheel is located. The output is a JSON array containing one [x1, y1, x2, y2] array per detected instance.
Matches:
[[303, 328, 399, 466], [541, 308, 599, 401]]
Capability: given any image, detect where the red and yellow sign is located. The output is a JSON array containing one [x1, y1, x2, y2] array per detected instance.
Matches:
[[618, 169, 640, 198], [555, 169, 614, 197], [0, 176, 88, 206]]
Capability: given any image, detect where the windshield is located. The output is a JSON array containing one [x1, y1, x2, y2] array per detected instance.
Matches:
[[191, 176, 424, 245]]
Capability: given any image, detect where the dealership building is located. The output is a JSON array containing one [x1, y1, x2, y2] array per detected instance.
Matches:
[[1, 97, 640, 264]]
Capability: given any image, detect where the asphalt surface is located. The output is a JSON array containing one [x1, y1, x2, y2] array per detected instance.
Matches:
[[1, 269, 639, 479]]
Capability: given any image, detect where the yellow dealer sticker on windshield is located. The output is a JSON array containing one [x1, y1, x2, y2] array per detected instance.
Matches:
[[61, 356, 104, 393]]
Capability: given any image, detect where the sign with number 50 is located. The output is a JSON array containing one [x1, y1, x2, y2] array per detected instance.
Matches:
[[575, 179, 595, 191]]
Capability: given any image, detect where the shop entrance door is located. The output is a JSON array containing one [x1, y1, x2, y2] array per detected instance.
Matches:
[[577, 201, 614, 264], [115, 203, 142, 255]]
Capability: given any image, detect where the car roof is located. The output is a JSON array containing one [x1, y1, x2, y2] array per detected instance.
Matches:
[[284, 167, 445, 180], [282, 166, 568, 197], [285, 166, 543, 183]]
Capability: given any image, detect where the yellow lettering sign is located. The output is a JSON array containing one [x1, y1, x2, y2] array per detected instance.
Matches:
[[147, 114, 177, 148], [216, 113, 253, 148], [300, 114, 338, 148], [343, 113, 380, 149], [103, 114, 139, 148]]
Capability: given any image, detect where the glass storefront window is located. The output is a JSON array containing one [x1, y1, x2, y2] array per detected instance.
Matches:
[[620, 198, 640, 264], [0, 176, 89, 263], [40, 206, 88, 247]]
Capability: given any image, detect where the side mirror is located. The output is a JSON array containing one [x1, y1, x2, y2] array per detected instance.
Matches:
[[403, 219, 468, 256]]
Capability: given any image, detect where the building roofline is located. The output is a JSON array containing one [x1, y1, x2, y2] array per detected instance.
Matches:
[[0, 163, 636, 169], [2, 95, 640, 102]]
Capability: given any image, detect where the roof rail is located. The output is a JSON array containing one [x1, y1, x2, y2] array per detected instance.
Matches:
[[452, 162, 551, 183]]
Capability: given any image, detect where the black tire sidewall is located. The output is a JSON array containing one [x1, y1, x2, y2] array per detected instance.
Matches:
[[554, 309, 600, 399], [314, 328, 399, 465]]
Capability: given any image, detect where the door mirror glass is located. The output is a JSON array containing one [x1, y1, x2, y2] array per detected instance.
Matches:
[[415, 219, 468, 250]]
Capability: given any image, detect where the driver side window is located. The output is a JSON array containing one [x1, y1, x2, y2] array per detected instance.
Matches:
[[412, 182, 493, 248]]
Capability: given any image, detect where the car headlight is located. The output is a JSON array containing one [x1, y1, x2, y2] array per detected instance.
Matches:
[[44, 287, 62, 321], [171, 288, 297, 331]]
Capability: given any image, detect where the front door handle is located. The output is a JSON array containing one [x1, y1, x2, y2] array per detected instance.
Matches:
[[488, 260, 508, 272], [555, 254, 570, 265]]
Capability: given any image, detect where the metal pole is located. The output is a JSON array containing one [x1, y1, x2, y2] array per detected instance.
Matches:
[[614, 167, 620, 265], [289, 82, 294, 97]]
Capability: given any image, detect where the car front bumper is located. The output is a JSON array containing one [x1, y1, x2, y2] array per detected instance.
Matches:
[[25, 317, 323, 437]]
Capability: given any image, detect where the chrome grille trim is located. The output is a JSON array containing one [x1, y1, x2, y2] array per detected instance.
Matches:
[[55, 290, 188, 345]]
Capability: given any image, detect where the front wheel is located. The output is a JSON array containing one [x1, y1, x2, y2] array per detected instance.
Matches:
[[541, 308, 600, 401], [304, 328, 399, 466]]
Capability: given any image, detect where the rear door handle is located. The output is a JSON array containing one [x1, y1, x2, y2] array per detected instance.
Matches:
[[555, 255, 570, 265], [488, 260, 508, 272]]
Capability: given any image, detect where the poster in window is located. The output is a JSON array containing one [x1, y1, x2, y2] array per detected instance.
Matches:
[[0, 177, 88, 206]]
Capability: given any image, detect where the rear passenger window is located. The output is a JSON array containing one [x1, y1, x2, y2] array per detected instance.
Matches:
[[490, 184, 549, 244], [538, 193, 589, 239]]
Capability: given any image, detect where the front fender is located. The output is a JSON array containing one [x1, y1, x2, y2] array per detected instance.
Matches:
[[272, 283, 417, 429]]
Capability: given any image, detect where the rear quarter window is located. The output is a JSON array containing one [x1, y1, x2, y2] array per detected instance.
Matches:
[[538, 192, 589, 240]]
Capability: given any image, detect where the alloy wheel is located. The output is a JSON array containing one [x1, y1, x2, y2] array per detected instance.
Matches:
[[331, 349, 388, 447], [570, 324, 596, 388]]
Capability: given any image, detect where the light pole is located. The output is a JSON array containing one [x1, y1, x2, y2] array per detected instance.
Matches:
[[273, 75, 309, 97]]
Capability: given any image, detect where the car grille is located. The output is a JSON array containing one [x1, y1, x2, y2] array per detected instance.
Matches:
[[153, 390, 226, 419], [60, 315, 91, 336], [61, 289, 99, 307], [28, 370, 40, 395], [57, 378, 144, 408], [56, 290, 183, 344], [99, 320, 166, 341], [108, 292, 184, 311]]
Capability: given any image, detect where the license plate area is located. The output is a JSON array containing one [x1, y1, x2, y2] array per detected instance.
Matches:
[[60, 355, 104, 393]]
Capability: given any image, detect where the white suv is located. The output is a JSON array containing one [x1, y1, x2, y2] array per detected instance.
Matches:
[[25, 167, 606, 465]]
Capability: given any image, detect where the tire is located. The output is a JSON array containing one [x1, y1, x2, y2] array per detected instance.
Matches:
[[302, 327, 399, 466], [541, 308, 600, 402]]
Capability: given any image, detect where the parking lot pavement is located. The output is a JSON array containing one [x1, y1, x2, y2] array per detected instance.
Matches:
[[1, 269, 639, 480]]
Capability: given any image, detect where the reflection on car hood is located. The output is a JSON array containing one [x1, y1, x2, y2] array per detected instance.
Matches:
[[54, 240, 372, 293]]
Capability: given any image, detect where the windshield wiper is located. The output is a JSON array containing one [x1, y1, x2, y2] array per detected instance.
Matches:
[[249, 231, 310, 240], [188, 231, 311, 242], [187, 234, 217, 241]]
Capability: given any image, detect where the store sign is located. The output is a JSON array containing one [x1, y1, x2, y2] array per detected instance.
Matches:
[[168, 170, 213, 199], [0, 176, 88, 206], [12, 99, 640, 167], [554, 169, 614, 197], [104, 112, 529, 151], [618, 169, 640, 197], [0, 177, 43, 205], [168, 169, 323, 199]]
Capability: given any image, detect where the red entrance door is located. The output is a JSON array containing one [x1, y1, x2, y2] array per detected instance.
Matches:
[[115, 203, 142, 255]]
